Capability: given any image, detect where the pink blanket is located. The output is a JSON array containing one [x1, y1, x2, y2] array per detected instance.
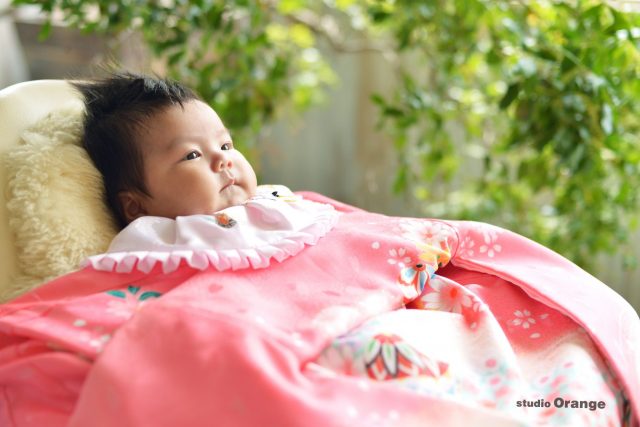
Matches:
[[0, 192, 638, 426]]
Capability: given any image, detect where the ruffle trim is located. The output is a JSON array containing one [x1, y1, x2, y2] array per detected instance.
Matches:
[[82, 207, 338, 274]]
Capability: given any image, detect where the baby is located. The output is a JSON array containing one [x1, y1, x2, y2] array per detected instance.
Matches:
[[73, 73, 258, 229]]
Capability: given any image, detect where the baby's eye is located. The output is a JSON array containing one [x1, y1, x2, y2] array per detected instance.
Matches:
[[221, 142, 233, 151], [183, 151, 201, 161]]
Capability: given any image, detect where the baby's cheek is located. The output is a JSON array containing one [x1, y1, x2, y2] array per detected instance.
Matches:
[[243, 168, 259, 195]]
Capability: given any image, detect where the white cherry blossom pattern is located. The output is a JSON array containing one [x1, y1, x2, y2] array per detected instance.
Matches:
[[399, 220, 454, 247], [88, 333, 112, 351], [510, 310, 536, 329], [387, 247, 413, 267], [458, 235, 476, 257], [474, 222, 504, 241], [456, 222, 506, 260], [478, 229, 502, 258]]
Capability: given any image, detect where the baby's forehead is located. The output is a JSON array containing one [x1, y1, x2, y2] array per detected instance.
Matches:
[[135, 101, 229, 151]]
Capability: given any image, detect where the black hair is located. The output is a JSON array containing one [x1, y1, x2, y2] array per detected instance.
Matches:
[[72, 72, 199, 229]]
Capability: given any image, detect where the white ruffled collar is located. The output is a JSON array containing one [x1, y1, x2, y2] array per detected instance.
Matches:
[[83, 185, 339, 273]]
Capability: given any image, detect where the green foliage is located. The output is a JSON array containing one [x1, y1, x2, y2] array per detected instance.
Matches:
[[13, 0, 337, 160], [366, 0, 640, 268], [14, 0, 640, 270]]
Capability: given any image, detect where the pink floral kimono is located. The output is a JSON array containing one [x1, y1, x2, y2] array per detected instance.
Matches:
[[0, 186, 638, 427]]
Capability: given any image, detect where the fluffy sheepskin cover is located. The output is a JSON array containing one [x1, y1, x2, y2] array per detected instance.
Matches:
[[3, 105, 118, 300]]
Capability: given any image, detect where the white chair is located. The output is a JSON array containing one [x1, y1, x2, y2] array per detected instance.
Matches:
[[0, 80, 82, 293]]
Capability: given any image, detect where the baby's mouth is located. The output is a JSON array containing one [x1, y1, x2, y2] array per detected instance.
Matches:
[[220, 178, 236, 193]]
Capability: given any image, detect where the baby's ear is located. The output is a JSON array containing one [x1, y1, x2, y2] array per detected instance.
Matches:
[[118, 191, 148, 223]]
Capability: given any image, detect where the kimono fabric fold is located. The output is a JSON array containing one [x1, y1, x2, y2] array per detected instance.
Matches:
[[0, 191, 636, 427]]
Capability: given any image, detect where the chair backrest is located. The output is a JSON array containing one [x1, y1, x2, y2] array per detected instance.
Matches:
[[0, 80, 83, 293]]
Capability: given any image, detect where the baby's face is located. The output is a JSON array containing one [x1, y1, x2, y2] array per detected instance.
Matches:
[[126, 100, 257, 221]]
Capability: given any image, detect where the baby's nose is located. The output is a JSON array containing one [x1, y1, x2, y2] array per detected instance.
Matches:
[[212, 152, 233, 172]]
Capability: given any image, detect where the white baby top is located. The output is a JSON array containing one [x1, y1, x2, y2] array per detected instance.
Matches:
[[83, 185, 340, 274]]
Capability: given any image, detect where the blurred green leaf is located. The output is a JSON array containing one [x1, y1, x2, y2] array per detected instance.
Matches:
[[499, 83, 520, 110], [14, 0, 640, 273]]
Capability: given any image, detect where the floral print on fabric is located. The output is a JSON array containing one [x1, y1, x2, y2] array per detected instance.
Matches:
[[474, 357, 521, 410], [391, 220, 454, 303], [408, 275, 487, 330], [410, 275, 472, 314], [106, 285, 163, 319], [314, 221, 626, 426], [525, 356, 627, 427], [316, 300, 627, 427], [212, 213, 237, 228], [0, 203, 633, 427], [399, 220, 452, 269], [397, 263, 431, 302], [316, 315, 450, 384], [455, 222, 505, 259], [364, 333, 448, 380]]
